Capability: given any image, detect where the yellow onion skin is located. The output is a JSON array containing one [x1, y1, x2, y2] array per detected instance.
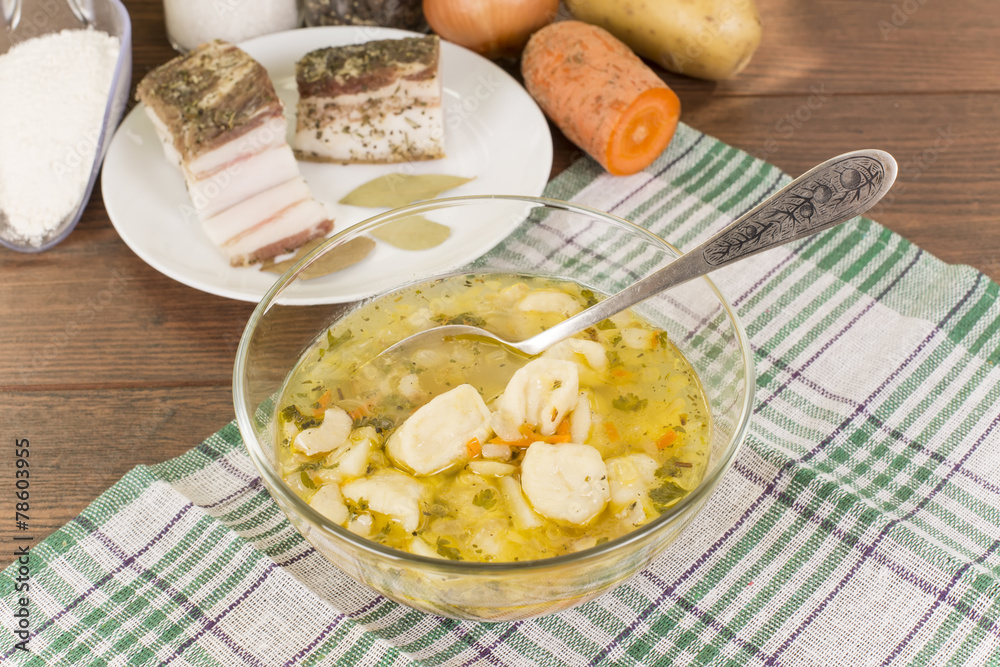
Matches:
[[423, 0, 560, 59]]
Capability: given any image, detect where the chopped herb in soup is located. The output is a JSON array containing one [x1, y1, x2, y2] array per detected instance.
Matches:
[[276, 274, 711, 562]]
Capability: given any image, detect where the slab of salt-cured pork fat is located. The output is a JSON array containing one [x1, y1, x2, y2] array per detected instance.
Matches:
[[136, 40, 332, 266], [293, 35, 445, 164]]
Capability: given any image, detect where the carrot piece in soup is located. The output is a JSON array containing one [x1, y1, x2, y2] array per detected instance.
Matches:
[[656, 430, 678, 449], [521, 21, 681, 176], [311, 389, 333, 416], [348, 404, 370, 420], [604, 421, 620, 441], [466, 437, 482, 459]]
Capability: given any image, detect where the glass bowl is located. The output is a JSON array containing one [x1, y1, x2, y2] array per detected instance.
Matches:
[[0, 0, 132, 252], [233, 195, 754, 621]]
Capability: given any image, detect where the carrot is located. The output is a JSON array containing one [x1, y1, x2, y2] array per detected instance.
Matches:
[[544, 419, 572, 443], [521, 21, 681, 176], [656, 430, 678, 449], [348, 403, 371, 420], [489, 424, 536, 448], [466, 437, 482, 459], [311, 389, 333, 416], [489, 421, 574, 447], [604, 421, 620, 442]]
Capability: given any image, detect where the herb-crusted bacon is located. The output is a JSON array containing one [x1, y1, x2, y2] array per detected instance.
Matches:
[[292, 35, 445, 164], [296, 35, 439, 97], [136, 40, 283, 163], [136, 40, 333, 267]]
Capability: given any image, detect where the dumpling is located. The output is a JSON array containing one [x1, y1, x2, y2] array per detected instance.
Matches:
[[386, 384, 492, 476], [308, 484, 349, 524], [605, 453, 658, 522], [541, 338, 608, 372], [293, 407, 353, 456], [517, 290, 583, 316], [491, 358, 579, 441], [520, 441, 610, 525], [341, 470, 426, 533], [312, 426, 378, 485]]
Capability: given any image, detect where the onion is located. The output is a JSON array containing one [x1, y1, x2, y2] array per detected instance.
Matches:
[[423, 0, 559, 59]]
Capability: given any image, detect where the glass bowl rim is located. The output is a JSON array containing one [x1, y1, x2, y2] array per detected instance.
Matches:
[[233, 193, 755, 575]]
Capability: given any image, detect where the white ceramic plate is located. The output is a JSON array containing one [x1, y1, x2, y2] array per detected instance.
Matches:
[[102, 26, 552, 304]]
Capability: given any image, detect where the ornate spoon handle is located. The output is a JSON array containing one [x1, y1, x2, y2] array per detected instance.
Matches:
[[701, 149, 897, 266], [517, 149, 897, 356]]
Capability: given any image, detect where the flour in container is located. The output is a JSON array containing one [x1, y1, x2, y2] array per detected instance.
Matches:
[[0, 29, 120, 248]]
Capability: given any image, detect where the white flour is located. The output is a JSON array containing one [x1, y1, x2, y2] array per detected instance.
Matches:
[[0, 29, 120, 247]]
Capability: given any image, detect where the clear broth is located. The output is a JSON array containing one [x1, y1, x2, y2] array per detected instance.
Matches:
[[276, 273, 712, 562]]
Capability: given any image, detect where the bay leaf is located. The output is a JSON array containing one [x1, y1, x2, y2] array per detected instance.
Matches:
[[260, 236, 376, 280], [370, 215, 451, 250], [339, 173, 475, 208]]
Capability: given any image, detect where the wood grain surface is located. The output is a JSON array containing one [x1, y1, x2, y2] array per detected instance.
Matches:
[[1, 0, 998, 568]]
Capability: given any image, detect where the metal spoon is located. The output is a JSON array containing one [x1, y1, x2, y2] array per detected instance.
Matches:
[[378, 149, 897, 360]]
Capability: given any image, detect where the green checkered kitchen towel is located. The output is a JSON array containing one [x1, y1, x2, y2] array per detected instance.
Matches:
[[3, 122, 999, 666]]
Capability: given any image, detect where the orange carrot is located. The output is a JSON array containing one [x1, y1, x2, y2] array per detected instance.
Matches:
[[517, 424, 539, 444], [348, 404, 371, 420], [489, 424, 536, 448], [466, 438, 482, 459], [656, 430, 678, 449], [521, 21, 681, 176], [545, 419, 572, 443], [489, 421, 574, 447], [604, 421, 620, 441], [310, 389, 333, 417]]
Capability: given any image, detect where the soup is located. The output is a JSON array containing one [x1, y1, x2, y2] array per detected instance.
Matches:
[[275, 273, 711, 562]]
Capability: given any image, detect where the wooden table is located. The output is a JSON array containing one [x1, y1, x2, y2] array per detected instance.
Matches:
[[2, 0, 998, 569]]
